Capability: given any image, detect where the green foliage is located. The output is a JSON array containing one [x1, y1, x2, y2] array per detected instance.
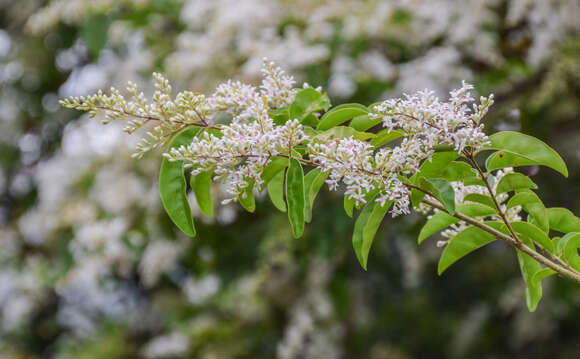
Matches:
[[289, 88, 331, 125], [483, 131, 568, 177], [353, 195, 391, 269], [547, 207, 580, 233], [495, 172, 537, 194], [317, 103, 369, 130], [370, 129, 404, 147], [267, 170, 287, 212], [80, 14, 111, 58], [239, 182, 256, 213], [286, 159, 305, 238], [517, 236, 543, 312], [304, 168, 329, 223], [420, 178, 455, 214], [159, 127, 201, 236], [191, 171, 214, 217], [438, 226, 496, 275]]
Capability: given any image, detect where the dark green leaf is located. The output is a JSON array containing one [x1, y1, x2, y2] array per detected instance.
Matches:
[[286, 159, 305, 238]]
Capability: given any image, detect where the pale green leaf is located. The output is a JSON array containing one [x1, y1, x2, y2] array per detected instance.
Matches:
[[268, 170, 286, 212], [190, 171, 213, 218], [517, 236, 543, 312]]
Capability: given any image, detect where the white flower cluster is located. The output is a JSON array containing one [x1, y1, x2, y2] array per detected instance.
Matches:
[[168, 119, 307, 203], [166, 60, 304, 202], [308, 137, 412, 216], [310, 84, 494, 217], [371, 81, 492, 154]]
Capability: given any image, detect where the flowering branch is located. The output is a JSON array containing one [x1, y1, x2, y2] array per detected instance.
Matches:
[[62, 60, 580, 311]]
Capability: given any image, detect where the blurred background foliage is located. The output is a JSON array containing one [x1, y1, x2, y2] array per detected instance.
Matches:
[[1, 0, 580, 358]]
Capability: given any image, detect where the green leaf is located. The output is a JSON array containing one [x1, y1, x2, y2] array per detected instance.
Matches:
[[410, 152, 459, 207], [485, 151, 537, 172], [316, 126, 375, 141], [418, 212, 458, 244], [260, 157, 288, 190], [349, 114, 382, 131], [420, 178, 455, 214], [482, 131, 568, 177], [81, 14, 111, 58], [464, 193, 496, 210], [353, 196, 391, 269], [238, 182, 256, 213], [438, 226, 496, 274], [463, 177, 486, 187], [190, 171, 213, 218], [440, 161, 477, 182], [159, 127, 201, 237], [267, 170, 286, 212], [286, 159, 305, 238], [559, 232, 580, 271], [532, 268, 556, 286], [457, 203, 498, 217], [289, 88, 330, 124], [516, 236, 543, 312], [495, 172, 537, 194], [269, 108, 289, 126], [370, 129, 405, 147], [344, 196, 355, 218], [304, 169, 329, 223], [547, 207, 580, 233], [510, 221, 554, 254], [317, 104, 369, 130], [507, 191, 548, 232]]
